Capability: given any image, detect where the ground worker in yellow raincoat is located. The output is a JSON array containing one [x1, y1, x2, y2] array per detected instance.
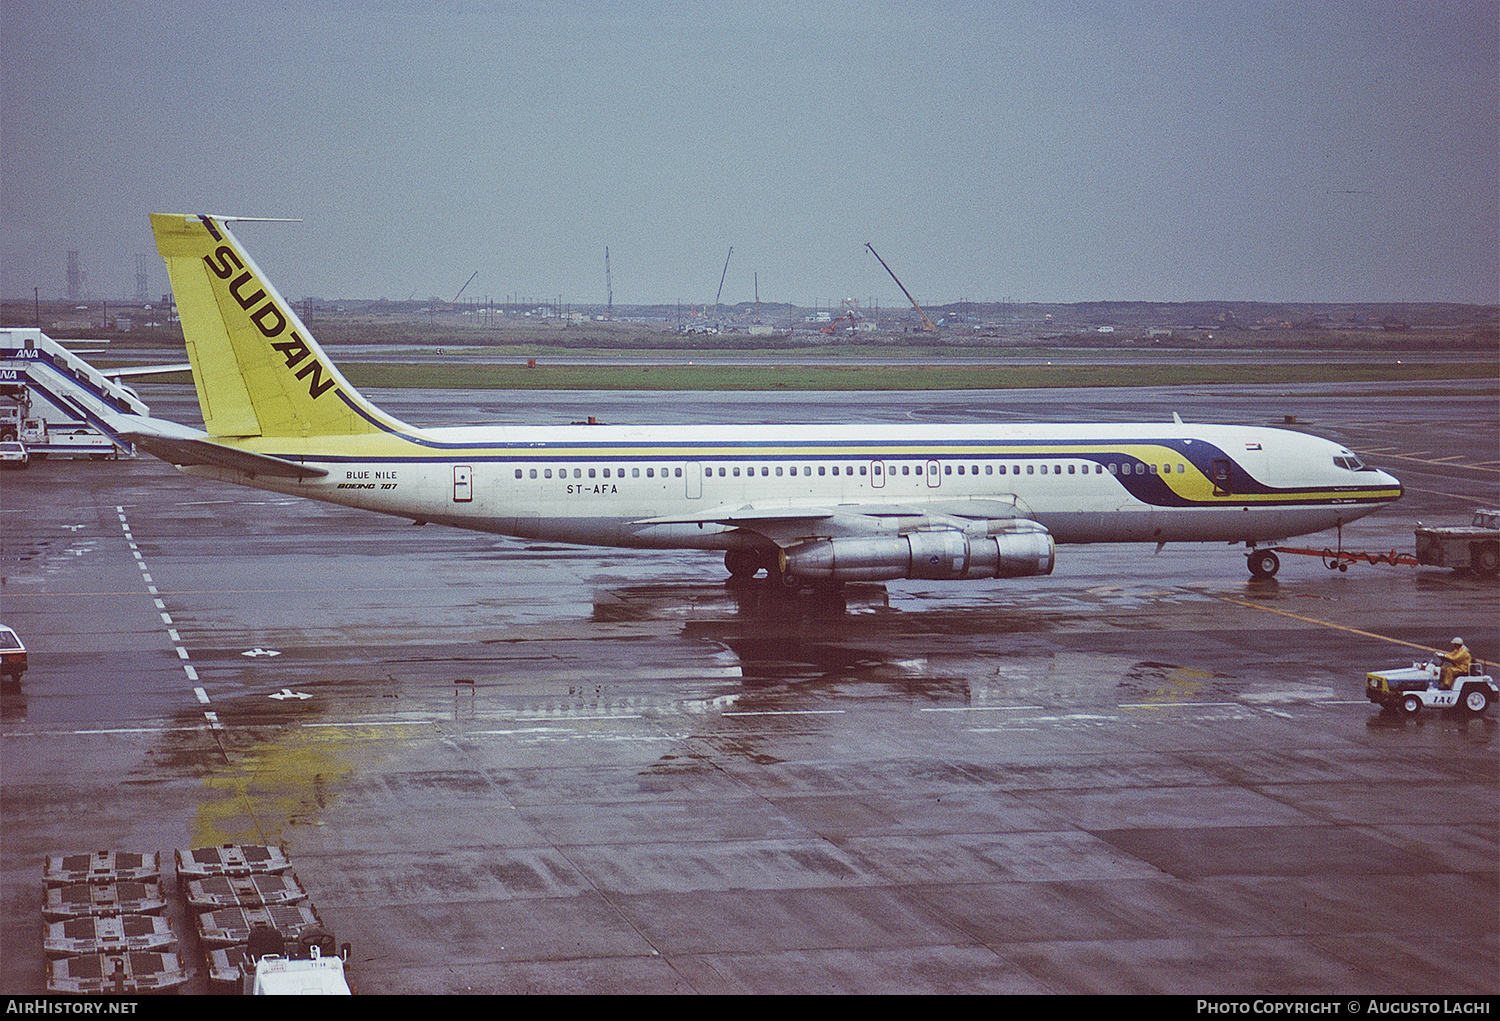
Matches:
[[1438, 638, 1471, 689]]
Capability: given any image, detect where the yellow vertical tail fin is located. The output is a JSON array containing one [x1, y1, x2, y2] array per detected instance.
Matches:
[[151, 213, 404, 438]]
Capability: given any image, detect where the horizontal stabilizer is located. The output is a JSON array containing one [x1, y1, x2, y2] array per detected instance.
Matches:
[[132, 435, 327, 479], [104, 363, 193, 379], [113, 418, 327, 479]]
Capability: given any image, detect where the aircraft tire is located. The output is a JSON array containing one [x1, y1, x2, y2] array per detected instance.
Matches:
[[768, 564, 802, 594], [724, 549, 760, 579], [1473, 542, 1499, 579], [1248, 549, 1280, 579]]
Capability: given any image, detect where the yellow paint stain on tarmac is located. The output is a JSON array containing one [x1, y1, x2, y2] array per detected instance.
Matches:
[[192, 728, 361, 850], [1144, 664, 1215, 703]]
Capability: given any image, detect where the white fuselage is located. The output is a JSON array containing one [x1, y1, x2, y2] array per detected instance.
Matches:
[[181, 419, 1403, 552]]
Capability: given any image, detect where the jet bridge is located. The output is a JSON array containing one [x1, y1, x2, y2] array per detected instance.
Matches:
[[0, 328, 154, 457]]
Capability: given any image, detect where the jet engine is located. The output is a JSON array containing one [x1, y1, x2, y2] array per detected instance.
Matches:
[[780, 521, 1055, 582]]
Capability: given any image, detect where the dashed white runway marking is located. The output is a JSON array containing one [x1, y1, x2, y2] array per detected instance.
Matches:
[[117, 505, 215, 730]]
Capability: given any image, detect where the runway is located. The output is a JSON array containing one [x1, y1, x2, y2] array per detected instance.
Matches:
[[1, 382, 1495, 994]]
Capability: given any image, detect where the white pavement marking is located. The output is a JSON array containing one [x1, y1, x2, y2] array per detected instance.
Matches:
[[117, 505, 216, 730]]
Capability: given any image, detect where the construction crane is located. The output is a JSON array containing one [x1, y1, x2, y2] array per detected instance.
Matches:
[[711, 247, 732, 329], [452, 270, 478, 304], [604, 247, 613, 319], [865, 243, 937, 332]]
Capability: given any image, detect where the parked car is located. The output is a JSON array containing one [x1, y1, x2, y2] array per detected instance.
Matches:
[[0, 625, 26, 680], [0, 440, 28, 468]]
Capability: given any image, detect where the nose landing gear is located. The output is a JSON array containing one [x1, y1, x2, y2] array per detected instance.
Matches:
[[1247, 548, 1280, 580]]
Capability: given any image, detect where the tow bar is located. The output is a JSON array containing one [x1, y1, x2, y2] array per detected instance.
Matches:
[[1274, 524, 1418, 572], [1273, 545, 1419, 571]]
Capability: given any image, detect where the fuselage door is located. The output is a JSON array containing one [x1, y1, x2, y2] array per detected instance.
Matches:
[[926, 460, 941, 488], [871, 461, 886, 488], [1211, 459, 1232, 496], [685, 461, 702, 499], [454, 465, 473, 503]]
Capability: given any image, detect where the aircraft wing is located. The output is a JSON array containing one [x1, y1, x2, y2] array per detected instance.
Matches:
[[108, 415, 329, 480], [634, 496, 1033, 545]]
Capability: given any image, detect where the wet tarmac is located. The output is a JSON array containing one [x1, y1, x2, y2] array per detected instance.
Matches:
[[1, 383, 1496, 994]]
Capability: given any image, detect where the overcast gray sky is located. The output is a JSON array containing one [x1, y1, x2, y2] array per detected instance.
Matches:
[[3, 1, 1496, 307]]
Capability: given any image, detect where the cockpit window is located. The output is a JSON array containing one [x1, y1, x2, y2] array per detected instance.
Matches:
[[1333, 453, 1367, 471]]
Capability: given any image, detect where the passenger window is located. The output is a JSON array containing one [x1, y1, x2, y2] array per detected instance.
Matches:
[[775, 467, 783, 476], [545, 469, 553, 478], [530, 469, 538, 479], [998, 465, 1006, 475], [1068, 464, 1075, 474], [733, 467, 740, 477], [646, 468, 653, 478], [1027, 465, 1035, 475], [675, 467, 683, 477], [515, 469, 523, 479]]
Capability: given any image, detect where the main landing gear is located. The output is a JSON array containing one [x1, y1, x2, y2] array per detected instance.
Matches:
[[1247, 547, 1280, 580], [724, 548, 767, 581], [724, 549, 830, 595]]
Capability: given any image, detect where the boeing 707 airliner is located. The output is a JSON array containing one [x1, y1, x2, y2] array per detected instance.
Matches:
[[118, 214, 1403, 586]]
